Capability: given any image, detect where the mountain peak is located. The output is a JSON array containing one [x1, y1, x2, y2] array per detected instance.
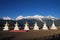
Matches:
[[3, 16, 12, 20], [1, 15, 59, 21], [16, 16, 23, 20]]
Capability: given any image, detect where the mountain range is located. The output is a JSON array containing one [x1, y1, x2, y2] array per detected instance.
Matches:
[[2, 15, 59, 21], [0, 15, 60, 30]]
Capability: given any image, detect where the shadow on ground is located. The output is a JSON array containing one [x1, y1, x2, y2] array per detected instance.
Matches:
[[25, 34, 60, 40], [0, 36, 14, 40]]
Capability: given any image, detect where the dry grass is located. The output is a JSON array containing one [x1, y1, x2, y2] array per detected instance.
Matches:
[[0, 29, 60, 40]]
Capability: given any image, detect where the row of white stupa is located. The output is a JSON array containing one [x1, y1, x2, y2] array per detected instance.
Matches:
[[3, 21, 57, 30]]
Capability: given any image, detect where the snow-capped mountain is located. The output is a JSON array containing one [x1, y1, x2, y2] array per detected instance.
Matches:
[[16, 15, 44, 20], [16, 16, 24, 20], [0, 15, 60, 29], [0, 15, 59, 22], [3, 16, 12, 20], [16, 15, 59, 23], [16, 15, 58, 20], [45, 15, 58, 20], [1, 15, 59, 22]]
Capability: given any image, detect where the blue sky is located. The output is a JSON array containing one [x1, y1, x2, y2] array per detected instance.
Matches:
[[0, 0, 60, 18]]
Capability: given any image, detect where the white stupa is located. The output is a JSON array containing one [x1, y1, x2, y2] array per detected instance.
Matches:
[[50, 21, 57, 30], [33, 22, 39, 30], [42, 22, 48, 30], [3, 22, 9, 30], [14, 22, 19, 30], [24, 22, 29, 30]]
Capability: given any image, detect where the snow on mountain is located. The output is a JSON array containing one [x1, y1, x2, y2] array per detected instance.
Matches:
[[16, 15, 59, 23], [16, 15, 57, 20], [3, 16, 12, 20], [16, 15, 43, 22], [46, 15, 55, 19], [45, 15, 58, 20], [32, 15, 44, 22], [16, 16, 24, 20], [2, 15, 58, 21], [33, 15, 44, 18], [16, 15, 45, 22], [16, 15, 44, 20]]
